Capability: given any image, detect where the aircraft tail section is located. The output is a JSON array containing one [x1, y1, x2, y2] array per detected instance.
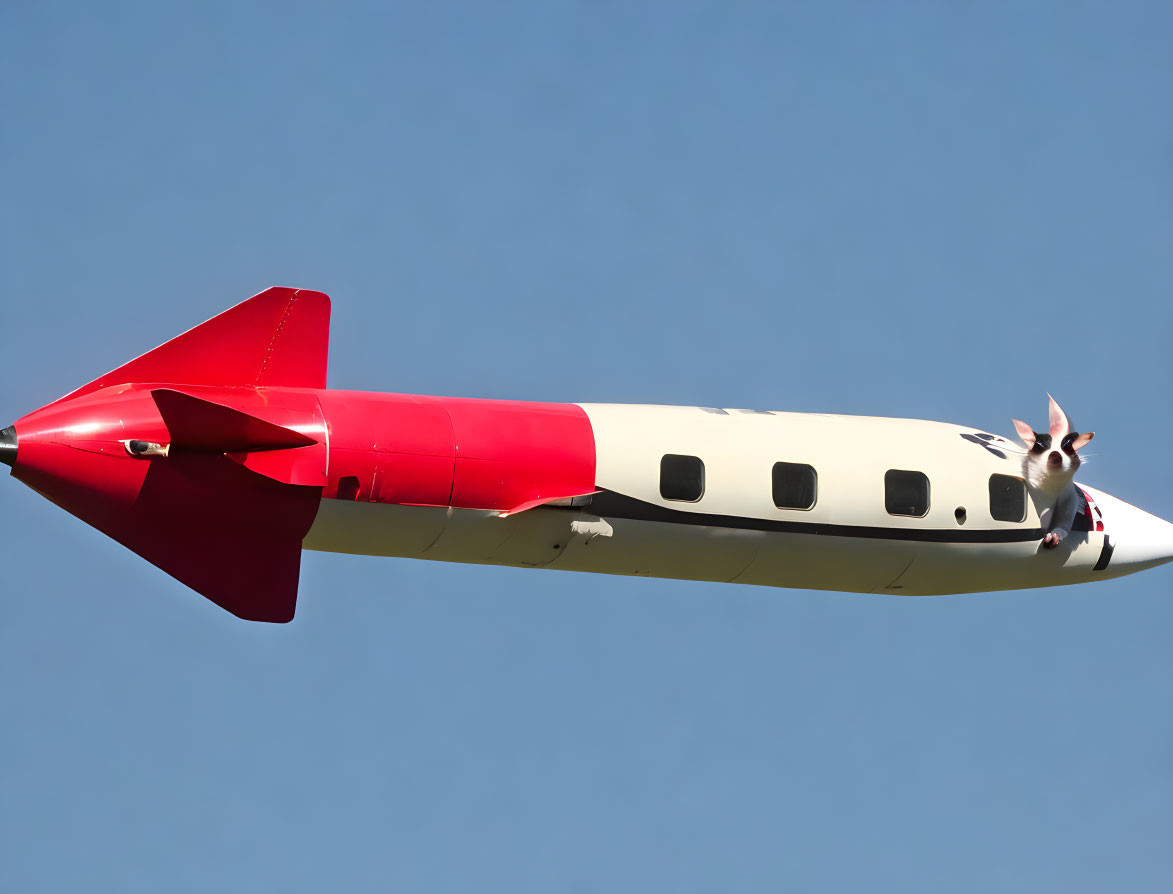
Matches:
[[9, 287, 332, 622], [48, 287, 330, 408]]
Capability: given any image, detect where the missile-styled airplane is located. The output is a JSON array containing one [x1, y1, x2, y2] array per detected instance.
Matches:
[[3, 288, 1171, 622]]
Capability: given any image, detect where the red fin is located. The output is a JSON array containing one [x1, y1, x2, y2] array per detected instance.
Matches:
[[49, 287, 330, 408], [126, 454, 319, 622], [152, 389, 317, 452], [15, 447, 320, 622]]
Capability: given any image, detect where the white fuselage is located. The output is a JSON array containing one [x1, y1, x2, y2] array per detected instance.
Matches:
[[303, 403, 1172, 595]]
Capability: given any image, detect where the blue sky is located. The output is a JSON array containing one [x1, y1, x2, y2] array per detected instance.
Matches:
[[2, 3, 1171, 891]]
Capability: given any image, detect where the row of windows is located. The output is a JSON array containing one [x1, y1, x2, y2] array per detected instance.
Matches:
[[658, 454, 1027, 523]]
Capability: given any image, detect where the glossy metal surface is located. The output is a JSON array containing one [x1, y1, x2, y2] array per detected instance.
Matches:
[[318, 391, 597, 512], [44, 287, 330, 411], [0, 424, 16, 468], [7, 289, 331, 622]]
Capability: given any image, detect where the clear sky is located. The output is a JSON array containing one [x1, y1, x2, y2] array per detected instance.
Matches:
[[2, 3, 1171, 892]]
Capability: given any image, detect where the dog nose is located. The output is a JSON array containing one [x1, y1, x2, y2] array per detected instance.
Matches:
[[1048, 451, 1063, 465]]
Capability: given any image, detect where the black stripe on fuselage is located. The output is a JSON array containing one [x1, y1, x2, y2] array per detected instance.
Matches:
[[570, 490, 1046, 544], [1093, 535, 1114, 571]]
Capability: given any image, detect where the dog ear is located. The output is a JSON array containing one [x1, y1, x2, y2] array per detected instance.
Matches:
[[1047, 394, 1071, 440], [1012, 418, 1036, 448], [1071, 431, 1094, 451]]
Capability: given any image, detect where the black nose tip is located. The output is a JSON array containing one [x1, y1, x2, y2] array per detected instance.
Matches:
[[1048, 450, 1062, 466], [1, 425, 16, 468]]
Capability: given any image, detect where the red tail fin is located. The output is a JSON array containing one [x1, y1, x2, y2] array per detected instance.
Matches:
[[49, 287, 330, 407], [11, 286, 331, 622], [12, 422, 321, 623], [152, 389, 318, 453]]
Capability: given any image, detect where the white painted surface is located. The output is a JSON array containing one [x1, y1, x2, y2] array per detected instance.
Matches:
[[301, 403, 1173, 596]]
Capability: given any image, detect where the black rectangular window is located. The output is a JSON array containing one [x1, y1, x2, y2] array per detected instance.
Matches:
[[660, 454, 704, 502], [885, 469, 930, 517], [772, 462, 817, 510], [989, 474, 1027, 523]]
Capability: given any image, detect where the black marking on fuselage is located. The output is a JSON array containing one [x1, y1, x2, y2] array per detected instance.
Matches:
[[959, 432, 1008, 459], [1093, 535, 1114, 571], [574, 490, 1045, 544]]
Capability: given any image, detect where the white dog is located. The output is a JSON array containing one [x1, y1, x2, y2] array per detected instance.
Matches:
[[1012, 396, 1094, 548]]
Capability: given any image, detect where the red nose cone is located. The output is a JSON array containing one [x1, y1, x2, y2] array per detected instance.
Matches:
[[11, 387, 167, 515]]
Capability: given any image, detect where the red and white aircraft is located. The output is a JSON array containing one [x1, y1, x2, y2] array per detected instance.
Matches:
[[3, 288, 1171, 622]]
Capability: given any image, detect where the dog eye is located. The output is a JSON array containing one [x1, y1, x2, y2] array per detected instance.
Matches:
[[1033, 433, 1052, 453], [1061, 432, 1079, 455]]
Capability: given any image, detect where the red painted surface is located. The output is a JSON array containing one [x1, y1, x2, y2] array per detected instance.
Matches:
[[152, 389, 318, 452], [13, 383, 596, 620], [12, 386, 322, 622], [318, 391, 596, 512], [8, 287, 598, 622], [445, 397, 595, 512], [47, 287, 330, 409], [148, 384, 329, 488], [318, 393, 454, 505]]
